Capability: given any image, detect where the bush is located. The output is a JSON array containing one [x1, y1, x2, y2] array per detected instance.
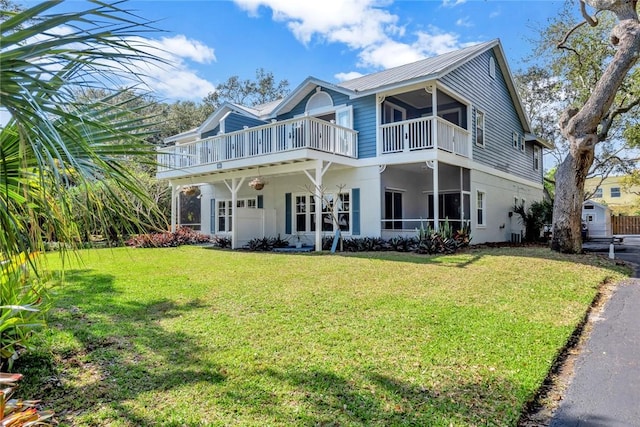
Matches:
[[1, 254, 49, 370], [0, 372, 54, 425], [211, 235, 232, 249], [243, 235, 290, 251], [125, 227, 212, 248]]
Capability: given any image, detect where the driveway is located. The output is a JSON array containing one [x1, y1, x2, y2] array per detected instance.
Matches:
[[550, 236, 640, 426]]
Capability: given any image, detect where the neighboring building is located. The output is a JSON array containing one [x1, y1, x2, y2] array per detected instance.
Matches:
[[582, 200, 612, 238], [584, 175, 640, 215], [157, 39, 552, 250]]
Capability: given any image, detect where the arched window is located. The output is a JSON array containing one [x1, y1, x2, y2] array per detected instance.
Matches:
[[305, 89, 333, 113]]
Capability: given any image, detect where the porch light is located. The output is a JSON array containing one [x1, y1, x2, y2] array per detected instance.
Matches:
[[249, 177, 266, 191]]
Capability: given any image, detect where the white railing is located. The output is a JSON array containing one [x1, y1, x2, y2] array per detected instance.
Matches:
[[157, 116, 358, 172], [380, 116, 470, 157]]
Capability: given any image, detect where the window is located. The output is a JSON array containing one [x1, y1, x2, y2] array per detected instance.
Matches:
[[489, 57, 496, 79], [533, 146, 540, 171], [593, 188, 603, 198], [384, 191, 403, 229], [217, 198, 257, 232], [512, 132, 519, 149], [611, 187, 621, 198], [475, 110, 485, 147], [382, 101, 406, 124], [520, 135, 525, 152], [295, 192, 350, 233], [477, 191, 486, 227]]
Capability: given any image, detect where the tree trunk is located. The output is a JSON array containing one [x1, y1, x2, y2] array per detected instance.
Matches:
[[551, 147, 594, 253], [550, 0, 640, 253]]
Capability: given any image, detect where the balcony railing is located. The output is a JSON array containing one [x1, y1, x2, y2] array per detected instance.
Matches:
[[157, 116, 358, 172], [380, 116, 470, 157]]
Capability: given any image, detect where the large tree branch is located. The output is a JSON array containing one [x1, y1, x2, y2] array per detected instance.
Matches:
[[598, 95, 640, 140], [562, 0, 640, 154]]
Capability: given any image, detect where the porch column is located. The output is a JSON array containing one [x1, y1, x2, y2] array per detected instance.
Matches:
[[304, 160, 333, 252], [224, 177, 246, 249], [170, 183, 177, 232], [314, 162, 323, 251], [433, 160, 440, 231], [431, 84, 438, 149]]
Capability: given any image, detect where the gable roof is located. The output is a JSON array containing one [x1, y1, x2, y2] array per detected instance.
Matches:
[[337, 40, 498, 94]]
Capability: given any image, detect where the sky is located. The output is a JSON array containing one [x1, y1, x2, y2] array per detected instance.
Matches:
[[32, 0, 572, 103]]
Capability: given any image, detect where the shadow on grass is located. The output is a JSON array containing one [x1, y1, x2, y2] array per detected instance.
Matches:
[[15, 269, 225, 426], [253, 367, 521, 425], [339, 244, 631, 276]]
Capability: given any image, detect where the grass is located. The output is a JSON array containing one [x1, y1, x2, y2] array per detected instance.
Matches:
[[15, 246, 629, 426]]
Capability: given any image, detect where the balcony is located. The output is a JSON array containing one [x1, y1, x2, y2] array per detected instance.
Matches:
[[380, 116, 471, 157], [157, 117, 358, 177]]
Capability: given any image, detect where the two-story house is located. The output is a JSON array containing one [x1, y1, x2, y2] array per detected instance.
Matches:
[[157, 39, 552, 250]]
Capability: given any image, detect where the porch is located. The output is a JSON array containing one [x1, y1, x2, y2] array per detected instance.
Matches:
[[380, 162, 472, 239], [157, 116, 358, 179], [379, 85, 471, 158]]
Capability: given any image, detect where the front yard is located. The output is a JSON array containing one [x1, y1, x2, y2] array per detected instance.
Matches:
[[17, 246, 628, 426]]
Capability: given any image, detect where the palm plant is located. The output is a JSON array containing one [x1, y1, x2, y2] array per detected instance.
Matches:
[[1, 0, 166, 261], [0, 0, 166, 366]]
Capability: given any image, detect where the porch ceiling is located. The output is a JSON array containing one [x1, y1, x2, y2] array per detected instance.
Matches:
[[169, 159, 353, 186]]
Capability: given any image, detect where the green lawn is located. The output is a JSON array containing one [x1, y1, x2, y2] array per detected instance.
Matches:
[[17, 246, 628, 426]]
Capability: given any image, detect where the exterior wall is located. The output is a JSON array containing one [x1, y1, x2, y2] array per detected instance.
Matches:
[[582, 202, 612, 238], [200, 165, 381, 244], [584, 175, 640, 215], [275, 88, 377, 160], [222, 112, 267, 133], [442, 50, 542, 184], [470, 169, 544, 243]]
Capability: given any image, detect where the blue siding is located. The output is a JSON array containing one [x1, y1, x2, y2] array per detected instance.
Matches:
[[275, 88, 377, 160], [276, 88, 351, 120], [223, 112, 267, 133], [201, 125, 219, 139], [441, 50, 541, 183], [352, 95, 376, 158]]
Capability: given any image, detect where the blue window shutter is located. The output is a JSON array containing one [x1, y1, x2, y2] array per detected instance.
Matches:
[[257, 195, 264, 208], [285, 193, 292, 234], [210, 198, 216, 233], [352, 188, 360, 235]]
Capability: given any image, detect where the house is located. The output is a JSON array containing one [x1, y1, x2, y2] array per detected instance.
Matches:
[[157, 39, 552, 250], [584, 175, 640, 215], [582, 200, 612, 238]]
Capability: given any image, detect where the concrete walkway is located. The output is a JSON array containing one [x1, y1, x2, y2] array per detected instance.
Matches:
[[550, 237, 640, 427]]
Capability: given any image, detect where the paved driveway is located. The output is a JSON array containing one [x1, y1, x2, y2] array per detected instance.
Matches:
[[550, 236, 640, 426]]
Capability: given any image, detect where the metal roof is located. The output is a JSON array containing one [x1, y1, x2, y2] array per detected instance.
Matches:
[[337, 40, 498, 93]]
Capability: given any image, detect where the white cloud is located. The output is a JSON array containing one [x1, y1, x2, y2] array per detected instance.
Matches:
[[359, 39, 425, 69], [234, 0, 475, 73], [442, 0, 466, 7], [334, 71, 364, 81], [102, 35, 217, 100], [155, 35, 216, 64], [456, 17, 473, 28]]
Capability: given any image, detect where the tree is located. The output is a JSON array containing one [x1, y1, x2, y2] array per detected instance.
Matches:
[[203, 67, 289, 109], [533, 0, 640, 253], [0, 0, 167, 366]]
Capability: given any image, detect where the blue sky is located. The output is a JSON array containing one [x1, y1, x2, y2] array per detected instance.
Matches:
[[39, 0, 572, 102]]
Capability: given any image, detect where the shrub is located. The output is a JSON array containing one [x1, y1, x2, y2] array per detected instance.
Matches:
[[0, 372, 54, 425], [1, 254, 49, 370], [513, 200, 553, 242], [243, 235, 291, 251], [125, 227, 211, 248], [211, 235, 232, 249]]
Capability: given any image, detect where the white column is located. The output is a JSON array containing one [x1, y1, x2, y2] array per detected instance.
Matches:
[[433, 160, 440, 231], [170, 183, 177, 232], [224, 177, 246, 249], [431, 84, 438, 149], [315, 161, 323, 251]]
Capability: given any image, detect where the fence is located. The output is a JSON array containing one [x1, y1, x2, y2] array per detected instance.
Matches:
[[612, 215, 640, 235]]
